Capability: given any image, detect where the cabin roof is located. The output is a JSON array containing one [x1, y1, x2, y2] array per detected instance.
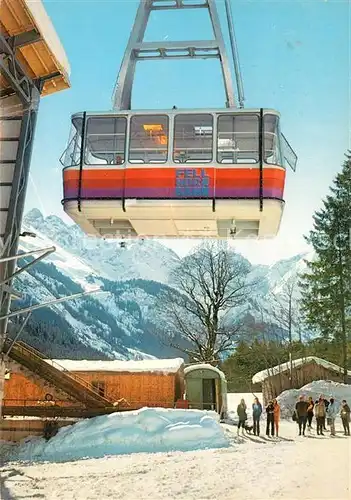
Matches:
[[252, 356, 351, 384], [44, 357, 185, 374], [184, 363, 227, 381]]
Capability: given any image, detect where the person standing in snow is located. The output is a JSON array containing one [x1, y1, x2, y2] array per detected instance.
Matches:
[[307, 396, 314, 429], [326, 397, 338, 436], [265, 400, 275, 437], [273, 398, 280, 437], [295, 395, 309, 436], [237, 399, 247, 435], [340, 400, 350, 436], [314, 397, 326, 436], [318, 394, 329, 430], [252, 397, 262, 436]]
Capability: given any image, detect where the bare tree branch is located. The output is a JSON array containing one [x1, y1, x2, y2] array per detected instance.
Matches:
[[156, 241, 261, 363]]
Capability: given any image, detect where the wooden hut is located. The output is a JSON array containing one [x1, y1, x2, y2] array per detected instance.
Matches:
[[184, 364, 228, 416], [48, 357, 185, 409], [252, 356, 351, 405], [3, 356, 185, 413]]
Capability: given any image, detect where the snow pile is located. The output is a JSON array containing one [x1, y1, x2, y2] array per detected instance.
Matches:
[[277, 380, 351, 419], [11, 407, 229, 463]]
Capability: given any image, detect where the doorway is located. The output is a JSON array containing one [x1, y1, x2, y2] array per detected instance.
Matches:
[[202, 378, 216, 410]]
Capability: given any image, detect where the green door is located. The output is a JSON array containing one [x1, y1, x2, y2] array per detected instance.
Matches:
[[202, 378, 216, 410], [186, 377, 202, 409]]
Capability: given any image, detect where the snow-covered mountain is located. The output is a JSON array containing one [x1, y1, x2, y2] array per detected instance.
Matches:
[[24, 209, 180, 284], [8, 209, 312, 360]]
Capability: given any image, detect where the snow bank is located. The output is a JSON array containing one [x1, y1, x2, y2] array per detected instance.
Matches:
[[11, 407, 229, 463], [44, 357, 184, 373], [277, 380, 351, 419]]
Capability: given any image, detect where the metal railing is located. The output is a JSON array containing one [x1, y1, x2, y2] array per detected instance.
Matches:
[[9, 341, 113, 403], [3, 398, 218, 410], [3, 399, 85, 408]]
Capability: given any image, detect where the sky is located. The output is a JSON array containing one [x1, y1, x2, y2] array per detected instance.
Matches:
[[25, 0, 350, 264]]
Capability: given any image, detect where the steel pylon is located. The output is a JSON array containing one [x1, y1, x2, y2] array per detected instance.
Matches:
[[112, 0, 244, 110]]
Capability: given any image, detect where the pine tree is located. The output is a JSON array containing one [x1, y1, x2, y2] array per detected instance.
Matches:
[[299, 151, 351, 382]]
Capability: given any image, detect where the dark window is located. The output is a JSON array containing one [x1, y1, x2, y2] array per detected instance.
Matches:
[[173, 114, 213, 163], [92, 380, 105, 397], [264, 114, 282, 165], [217, 114, 259, 164], [85, 116, 127, 165], [129, 115, 168, 163]]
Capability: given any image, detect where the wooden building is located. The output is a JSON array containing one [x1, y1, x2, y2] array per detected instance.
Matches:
[[184, 364, 228, 416], [3, 355, 185, 414], [0, 418, 78, 443], [2, 340, 185, 418], [252, 356, 351, 405], [46, 357, 185, 409]]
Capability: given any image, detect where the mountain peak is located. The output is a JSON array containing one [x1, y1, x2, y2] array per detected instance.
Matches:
[[24, 208, 44, 225], [22, 208, 180, 284]]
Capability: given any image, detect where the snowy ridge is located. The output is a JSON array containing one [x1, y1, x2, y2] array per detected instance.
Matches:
[[19, 223, 101, 292], [23, 209, 180, 285], [252, 356, 351, 384], [44, 357, 185, 373]]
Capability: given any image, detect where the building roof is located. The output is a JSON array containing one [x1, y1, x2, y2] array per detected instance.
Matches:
[[44, 357, 185, 374], [0, 0, 70, 96], [252, 356, 351, 384], [184, 363, 227, 381]]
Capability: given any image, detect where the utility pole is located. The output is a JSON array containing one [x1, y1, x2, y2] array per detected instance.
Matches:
[[288, 296, 293, 388]]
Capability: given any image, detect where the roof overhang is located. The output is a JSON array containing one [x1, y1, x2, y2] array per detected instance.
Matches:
[[0, 0, 70, 98]]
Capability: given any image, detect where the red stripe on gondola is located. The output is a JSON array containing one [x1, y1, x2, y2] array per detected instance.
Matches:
[[63, 167, 285, 196]]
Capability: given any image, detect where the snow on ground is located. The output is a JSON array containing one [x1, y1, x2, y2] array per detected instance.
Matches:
[[277, 380, 351, 419], [1, 392, 351, 499]]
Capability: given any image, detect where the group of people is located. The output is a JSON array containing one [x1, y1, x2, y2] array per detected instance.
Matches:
[[236, 397, 280, 437], [236, 394, 351, 438], [294, 394, 351, 436]]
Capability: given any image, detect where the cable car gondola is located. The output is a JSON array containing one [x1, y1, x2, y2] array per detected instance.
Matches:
[[61, 0, 297, 239]]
